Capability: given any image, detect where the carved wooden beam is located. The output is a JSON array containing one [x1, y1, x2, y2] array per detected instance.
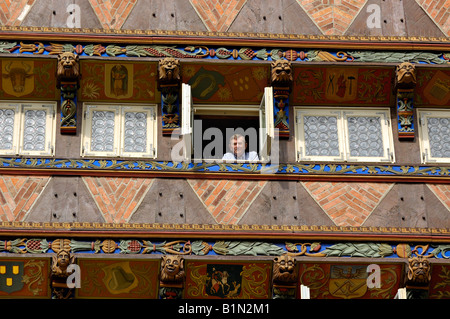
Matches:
[[271, 60, 293, 138], [157, 57, 181, 136], [395, 62, 417, 140], [56, 52, 81, 134]]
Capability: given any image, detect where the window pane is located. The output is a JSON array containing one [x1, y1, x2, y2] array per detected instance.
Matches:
[[91, 111, 115, 152], [304, 115, 340, 157], [427, 117, 450, 158], [347, 116, 384, 157], [123, 112, 147, 153], [23, 109, 46, 151], [0, 109, 15, 150]]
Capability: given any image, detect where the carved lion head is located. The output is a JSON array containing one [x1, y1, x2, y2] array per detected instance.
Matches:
[[271, 59, 293, 87], [57, 52, 80, 85], [273, 255, 297, 284]]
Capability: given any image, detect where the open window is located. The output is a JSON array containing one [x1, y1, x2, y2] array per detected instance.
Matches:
[[180, 84, 274, 162], [0, 101, 56, 156]]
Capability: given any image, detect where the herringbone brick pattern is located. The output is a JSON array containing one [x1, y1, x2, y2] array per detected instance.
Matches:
[[416, 0, 450, 36], [302, 181, 393, 226], [189, 0, 247, 32], [0, 0, 35, 26], [188, 179, 266, 224], [82, 176, 153, 223], [88, 0, 137, 29], [0, 175, 50, 221], [427, 184, 450, 211], [297, 0, 367, 35]]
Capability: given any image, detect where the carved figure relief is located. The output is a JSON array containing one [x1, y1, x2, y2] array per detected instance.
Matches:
[[51, 249, 76, 299], [51, 249, 75, 278]]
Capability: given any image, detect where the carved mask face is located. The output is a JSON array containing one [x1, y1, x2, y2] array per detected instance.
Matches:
[[162, 58, 178, 72], [57, 250, 70, 269], [59, 52, 77, 70], [163, 256, 182, 275], [396, 62, 416, 84], [271, 59, 293, 84], [276, 255, 295, 274], [408, 256, 431, 284]]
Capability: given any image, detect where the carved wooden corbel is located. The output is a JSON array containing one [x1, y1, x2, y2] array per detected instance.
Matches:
[[158, 57, 182, 136], [395, 62, 417, 140], [159, 255, 185, 299], [57, 52, 81, 134], [51, 249, 76, 299], [271, 59, 293, 138], [272, 254, 297, 299], [405, 255, 431, 299]]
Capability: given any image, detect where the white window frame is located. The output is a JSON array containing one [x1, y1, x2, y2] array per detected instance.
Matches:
[[81, 103, 157, 158], [0, 101, 56, 156], [180, 84, 274, 162], [418, 108, 450, 164], [295, 107, 395, 163]]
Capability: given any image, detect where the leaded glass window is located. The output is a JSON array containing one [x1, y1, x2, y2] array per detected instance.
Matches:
[[347, 116, 384, 158], [0, 107, 16, 152], [23, 109, 47, 152], [90, 110, 115, 153], [427, 117, 450, 158], [418, 110, 450, 163], [0, 102, 56, 156], [82, 104, 157, 158], [304, 115, 340, 157], [123, 111, 147, 154], [295, 108, 394, 162]]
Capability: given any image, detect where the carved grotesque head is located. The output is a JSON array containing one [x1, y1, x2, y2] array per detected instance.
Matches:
[[158, 57, 181, 83], [273, 255, 297, 284], [396, 62, 416, 89], [160, 255, 184, 283], [57, 52, 80, 85], [407, 256, 431, 286], [271, 59, 293, 87]]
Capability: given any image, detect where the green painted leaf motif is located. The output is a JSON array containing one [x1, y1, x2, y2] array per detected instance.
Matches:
[[322, 243, 391, 258], [0, 41, 16, 53], [191, 240, 208, 255], [255, 49, 268, 60]]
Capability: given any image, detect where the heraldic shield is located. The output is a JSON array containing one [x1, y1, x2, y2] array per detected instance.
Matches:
[[329, 265, 367, 299], [0, 261, 24, 294]]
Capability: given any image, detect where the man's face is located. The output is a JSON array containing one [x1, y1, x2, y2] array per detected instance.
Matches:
[[230, 137, 246, 158]]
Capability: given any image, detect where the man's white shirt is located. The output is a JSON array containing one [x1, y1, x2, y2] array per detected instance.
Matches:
[[222, 151, 259, 162]]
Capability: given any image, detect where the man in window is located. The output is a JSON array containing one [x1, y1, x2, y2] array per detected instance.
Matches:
[[222, 134, 259, 162]]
